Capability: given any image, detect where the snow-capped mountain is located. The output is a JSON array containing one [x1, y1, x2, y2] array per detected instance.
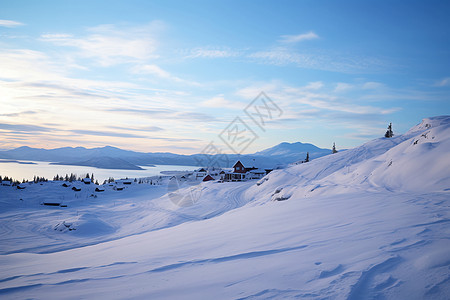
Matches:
[[0, 142, 332, 169], [50, 156, 146, 170], [255, 141, 330, 157]]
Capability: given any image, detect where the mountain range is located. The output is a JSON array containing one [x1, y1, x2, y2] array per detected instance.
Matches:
[[0, 142, 332, 170]]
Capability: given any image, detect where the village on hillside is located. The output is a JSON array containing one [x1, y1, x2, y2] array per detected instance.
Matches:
[[188, 160, 272, 183]]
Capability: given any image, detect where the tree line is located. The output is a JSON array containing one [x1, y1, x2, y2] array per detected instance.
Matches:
[[0, 173, 100, 185]]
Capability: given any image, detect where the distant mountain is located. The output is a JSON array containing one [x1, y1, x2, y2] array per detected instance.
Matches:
[[50, 157, 146, 170], [0, 142, 331, 170], [254, 142, 331, 161]]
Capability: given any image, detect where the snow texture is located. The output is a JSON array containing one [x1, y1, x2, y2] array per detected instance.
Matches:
[[0, 116, 449, 299]]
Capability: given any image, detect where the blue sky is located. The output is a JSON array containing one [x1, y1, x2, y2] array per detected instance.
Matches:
[[0, 0, 449, 154]]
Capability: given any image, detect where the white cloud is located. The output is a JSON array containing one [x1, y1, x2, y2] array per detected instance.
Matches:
[[279, 31, 319, 43], [187, 47, 240, 58], [132, 64, 172, 79], [0, 20, 24, 27], [131, 64, 200, 86], [0, 49, 65, 81], [40, 22, 163, 66], [236, 81, 398, 117], [41, 33, 73, 39]]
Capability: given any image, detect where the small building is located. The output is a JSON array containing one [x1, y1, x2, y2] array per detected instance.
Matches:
[[233, 161, 246, 173], [195, 168, 207, 179], [224, 161, 247, 181], [1, 181, 11, 186], [202, 174, 215, 182], [82, 178, 91, 184], [224, 160, 266, 182]]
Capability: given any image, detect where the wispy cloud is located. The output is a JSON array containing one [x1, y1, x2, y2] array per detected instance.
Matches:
[[279, 31, 319, 43], [0, 20, 24, 27], [200, 95, 243, 110], [434, 77, 450, 87], [70, 129, 147, 139], [40, 22, 163, 66], [106, 107, 218, 122], [248, 48, 387, 73], [0, 111, 37, 117], [235, 80, 401, 120], [362, 82, 384, 89], [186, 47, 240, 58], [107, 125, 164, 132], [107, 108, 175, 116], [334, 83, 354, 93], [0, 123, 52, 132], [131, 64, 200, 86]]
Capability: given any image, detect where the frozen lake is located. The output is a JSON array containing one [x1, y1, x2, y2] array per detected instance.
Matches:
[[0, 159, 198, 183]]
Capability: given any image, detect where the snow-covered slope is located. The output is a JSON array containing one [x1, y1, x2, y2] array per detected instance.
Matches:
[[0, 116, 449, 299], [248, 116, 450, 202]]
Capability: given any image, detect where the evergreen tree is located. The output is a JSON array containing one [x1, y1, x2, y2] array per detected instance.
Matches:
[[385, 122, 394, 138], [91, 173, 94, 182], [332, 142, 338, 154], [305, 152, 310, 163]]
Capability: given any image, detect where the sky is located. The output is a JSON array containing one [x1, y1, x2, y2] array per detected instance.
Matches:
[[0, 0, 449, 154]]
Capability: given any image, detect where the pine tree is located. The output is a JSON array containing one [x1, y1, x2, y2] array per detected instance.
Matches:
[[385, 122, 394, 138], [332, 142, 338, 154], [305, 152, 310, 163]]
